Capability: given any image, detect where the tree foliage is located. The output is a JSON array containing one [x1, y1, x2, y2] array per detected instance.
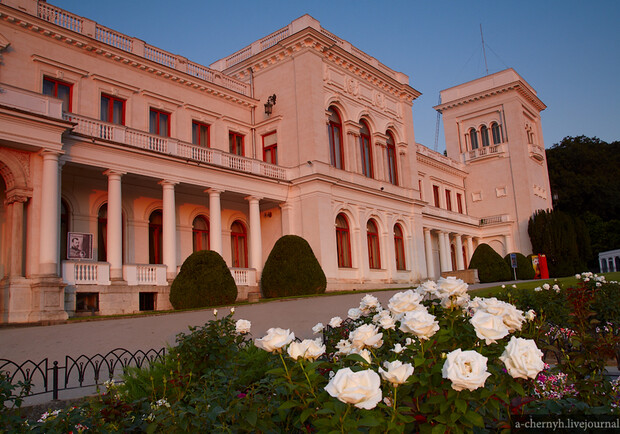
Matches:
[[546, 136, 620, 268], [468, 243, 511, 283]]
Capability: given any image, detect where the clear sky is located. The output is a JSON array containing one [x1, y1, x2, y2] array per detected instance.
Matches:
[[49, 0, 620, 153]]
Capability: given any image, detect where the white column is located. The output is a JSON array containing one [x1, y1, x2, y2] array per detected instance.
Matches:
[[455, 234, 464, 270], [504, 234, 514, 256], [279, 203, 293, 235], [465, 236, 474, 265], [207, 188, 223, 255], [104, 170, 124, 279], [423, 228, 434, 279], [439, 231, 450, 273], [160, 180, 177, 279], [39, 151, 61, 275], [7, 194, 28, 277], [246, 196, 263, 274]]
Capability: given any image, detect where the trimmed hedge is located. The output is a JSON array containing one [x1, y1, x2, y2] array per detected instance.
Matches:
[[169, 250, 237, 309], [503, 252, 536, 280], [468, 243, 511, 283], [261, 235, 326, 298]]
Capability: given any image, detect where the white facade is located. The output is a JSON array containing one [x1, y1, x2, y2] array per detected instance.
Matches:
[[0, 1, 552, 323]]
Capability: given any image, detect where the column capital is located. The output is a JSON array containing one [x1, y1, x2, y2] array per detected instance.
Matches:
[[39, 149, 63, 159], [103, 169, 126, 178], [5, 188, 32, 204], [206, 188, 224, 195], [244, 195, 263, 202], [159, 179, 179, 187]]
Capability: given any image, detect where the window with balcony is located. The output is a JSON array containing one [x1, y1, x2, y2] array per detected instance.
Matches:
[[231, 220, 247, 268], [491, 122, 502, 144], [386, 131, 398, 185], [101, 94, 125, 125], [433, 185, 440, 208], [149, 108, 170, 137], [328, 107, 344, 169], [359, 120, 373, 178], [43, 76, 72, 112], [263, 132, 277, 164], [394, 223, 406, 270], [367, 219, 381, 269], [192, 215, 209, 251], [445, 189, 452, 211], [481, 125, 490, 147], [229, 132, 244, 156], [336, 213, 351, 268], [192, 121, 210, 147], [469, 128, 479, 150]]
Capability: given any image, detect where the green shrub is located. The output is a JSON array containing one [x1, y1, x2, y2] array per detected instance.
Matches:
[[498, 284, 570, 326], [261, 235, 326, 298], [169, 250, 237, 309], [468, 243, 511, 283], [503, 252, 536, 280]]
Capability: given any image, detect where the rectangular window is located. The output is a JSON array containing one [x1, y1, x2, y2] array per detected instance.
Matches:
[[433, 185, 440, 208], [457, 193, 464, 214], [262, 132, 277, 164], [445, 189, 452, 211], [43, 76, 72, 112], [229, 132, 244, 156], [149, 108, 170, 137], [192, 121, 210, 147], [100, 94, 125, 125]]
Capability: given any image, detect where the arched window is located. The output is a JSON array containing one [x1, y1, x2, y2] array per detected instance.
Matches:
[[367, 219, 381, 269], [60, 200, 69, 260], [335, 214, 351, 268], [328, 107, 344, 169], [192, 215, 210, 252], [394, 224, 406, 271], [491, 122, 502, 144], [149, 210, 163, 264], [98, 204, 108, 262], [231, 220, 247, 268], [480, 125, 490, 147], [359, 120, 373, 178], [469, 128, 479, 150], [386, 131, 398, 186]]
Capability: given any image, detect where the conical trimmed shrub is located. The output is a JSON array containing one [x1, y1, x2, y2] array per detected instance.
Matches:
[[468, 243, 512, 283], [261, 235, 326, 298], [503, 252, 536, 280], [170, 250, 237, 309]]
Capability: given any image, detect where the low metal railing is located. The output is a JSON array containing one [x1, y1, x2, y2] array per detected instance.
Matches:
[[0, 347, 166, 401]]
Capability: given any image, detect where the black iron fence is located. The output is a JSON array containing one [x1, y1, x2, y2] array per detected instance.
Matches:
[[0, 347, 166, 401]]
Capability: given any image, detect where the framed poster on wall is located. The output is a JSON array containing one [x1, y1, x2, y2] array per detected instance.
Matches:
[[67, 232, 94, 260]]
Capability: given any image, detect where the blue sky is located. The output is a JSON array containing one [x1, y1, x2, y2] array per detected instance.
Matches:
[[50, 0, 620, 152]]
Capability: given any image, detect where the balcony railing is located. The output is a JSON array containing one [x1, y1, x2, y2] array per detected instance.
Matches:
[[231, 268, 257, 286], [33, 2, 249, 96], [63, 113, 289, 180], [62, 261, 111, 285], [123, 264, 168, 286], [462, 144, 505, 163], [528, 143, 545, 161], [479, 214, 510, 226]]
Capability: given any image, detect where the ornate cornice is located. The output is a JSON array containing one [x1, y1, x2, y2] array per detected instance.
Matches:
[[434, 81, 546, 113]]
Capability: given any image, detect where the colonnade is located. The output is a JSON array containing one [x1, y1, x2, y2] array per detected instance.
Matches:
[[423, 228, 477, 278]]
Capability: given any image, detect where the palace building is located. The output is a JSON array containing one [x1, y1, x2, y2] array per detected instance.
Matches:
[[0, 0, 552, 323]]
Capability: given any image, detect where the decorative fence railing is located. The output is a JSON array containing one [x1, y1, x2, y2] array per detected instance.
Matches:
[[0, 347, 166, 401]]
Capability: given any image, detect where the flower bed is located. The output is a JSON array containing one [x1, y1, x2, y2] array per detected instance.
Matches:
[[3, 276, 620, 432]]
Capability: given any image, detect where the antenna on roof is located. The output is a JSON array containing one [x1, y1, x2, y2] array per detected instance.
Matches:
[[433, 93, 441, 151], [480, 24, 489, 76]]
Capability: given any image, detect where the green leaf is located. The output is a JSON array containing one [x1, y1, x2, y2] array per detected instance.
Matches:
[[300, 407, 314, 423], [455, 398, 467, 413], [464, 410, 484, 427], [432, 423, 447, 434], [358, 415, 381, 427], [278, 400, 298, 410], [246, 410, 258, 426]]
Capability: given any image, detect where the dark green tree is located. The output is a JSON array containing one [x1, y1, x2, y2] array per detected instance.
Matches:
[[169, 250, 237, 309], [503, 252, 535, 280], [468, 243, 511, 283], [261, 235, 327, 298]]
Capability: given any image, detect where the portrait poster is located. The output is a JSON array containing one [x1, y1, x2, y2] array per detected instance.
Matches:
[[67, 232, 94, 260]]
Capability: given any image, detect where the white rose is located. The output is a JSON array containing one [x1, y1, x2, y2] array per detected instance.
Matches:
[[312, 322, 324, 335], [303, 338, 326, 361], [359, 294, 380, 312], [436, 276, 468, 299], [416, 280, 438, 299], [442, 349, 491, 391], [255, 328, 295, 353], [213, 309, 218, 316], [336, 339, 352, 355], [325, 368, 382, 410], [525, 310, 536, 321], [388, 290, 424, 316], [348, 307, 362, 320], [475, 298, 524, 332], [470, 311, 509, 345], [373, 310, 396, 330], [351, 347, 372, 364], [542, 283, 550, 290], [575, 274, 581, 279], [349, 324, 383, 349], [552, 284, 560, 292], [379, 360, 414, 386], [399, 308, 439, 340], [230, 307, 235, 314], [440, 293, 471, 309], [329, 316, 343, 328], [287, 340, 306, 360], [500, 336, 545, 379], [534, 286, 542, 292], [235, 319, 251, 334], [392, 343, 404, 354]]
